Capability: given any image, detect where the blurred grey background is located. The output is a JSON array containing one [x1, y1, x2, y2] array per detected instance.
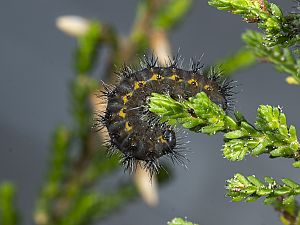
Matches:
[[0, 0, 299, 225]]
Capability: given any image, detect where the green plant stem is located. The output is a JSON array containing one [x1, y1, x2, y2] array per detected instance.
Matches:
[[227, 173, 300, 203], [208, 0, 300, 85], [34, 126, 71, 224], [149, 90, 300, 223], [226, 173, 300, 225], [242, 30, 300, 83], [0, 182, 18, 225], [274, 196, 300, 225], [149, 92, 300, 165], [59, 186, 135, 225], [35, 21, 127, 225], [214, 47, 256, 76], [130, 0, 192, 53], [208, 0, 299, 47]]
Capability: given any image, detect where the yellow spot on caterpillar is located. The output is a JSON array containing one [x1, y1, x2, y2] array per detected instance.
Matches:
[[150, 73, 164, 81], [122, 92, 133, 104], [188, 79, 198, 87], [119, 108, 126, 118], [134, 81, 146, 90], [204, 84, 212, 91], [168, 74, 182, 82], [125, 121, 132, 131], [159, 135, 168, 144]]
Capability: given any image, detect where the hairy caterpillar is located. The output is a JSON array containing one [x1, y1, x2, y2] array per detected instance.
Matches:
[[95, 55, 234, 175]]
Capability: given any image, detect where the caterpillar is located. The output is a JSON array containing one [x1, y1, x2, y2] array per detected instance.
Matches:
[[95, 55, 234, 176]]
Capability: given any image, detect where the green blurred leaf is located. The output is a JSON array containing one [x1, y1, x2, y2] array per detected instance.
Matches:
[[168, 217, 198, 225], [75, 21, 102, 74], [0, 182, 18, 225], [153, 0, 192, 29]]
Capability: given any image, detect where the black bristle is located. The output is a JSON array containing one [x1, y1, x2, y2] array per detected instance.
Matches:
[[92, 114, 106, 132], [141, 54, 158, 69], [121, 155, 137, 173], [168, 52, 182, 69], [144, 159, 161, 178], [191, 55, 204, 73]]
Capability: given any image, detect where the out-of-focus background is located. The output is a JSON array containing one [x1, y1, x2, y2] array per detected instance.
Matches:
[[0, 1, 299, 225]]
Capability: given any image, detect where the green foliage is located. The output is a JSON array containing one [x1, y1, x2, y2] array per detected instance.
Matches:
[[3, 0, 298, 224], [131, 0, 192, 51], [150, 92, 229, 134], [284, 9, 300, 44], [35, 126, 71, 217], [208, 0, 299, 46], [214, 47, 256, 76], [48, 126, 71, 187], [153, 0, 192, 29], [242, 30, 300, 83], [273, 196, 300, 225], [34, 17, 136, 225], [224, 105, 300, 162], [227, 173, 300, 204], [0, 182, 18, 225], [168, 217, 198, 225], [32, 1, 195, 224], [60, 186, 135, 225], [71, 76, 98, 137], [208, 0, 300, 85], [75, 21, 101, 74], [149, 86, 300, 223], [208, 0, 271, 21], [149, 92, 300, 163], [226, 173, 300, 224], [147, 1, 300, 223]]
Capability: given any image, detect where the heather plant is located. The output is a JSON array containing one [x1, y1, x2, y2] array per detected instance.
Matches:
[[150, 0, 300, 224], [0, 1, 299, 225]]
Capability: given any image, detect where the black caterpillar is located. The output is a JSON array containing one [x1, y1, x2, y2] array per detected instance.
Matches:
[[96, 55, 234, 175]]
